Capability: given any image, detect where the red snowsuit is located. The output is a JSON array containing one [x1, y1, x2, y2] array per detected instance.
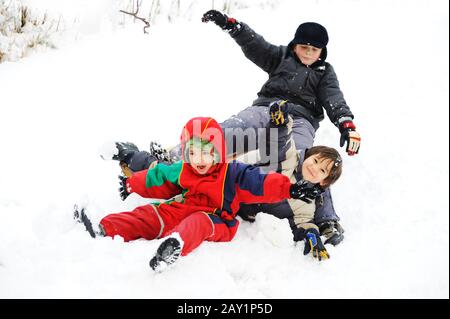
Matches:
[[100, 117, 293, 256]]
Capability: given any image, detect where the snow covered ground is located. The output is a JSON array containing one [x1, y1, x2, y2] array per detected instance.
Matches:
[[0, 0, 448, 298]]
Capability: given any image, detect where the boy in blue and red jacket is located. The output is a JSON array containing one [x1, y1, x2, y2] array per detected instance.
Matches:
[[77, 116, 322, 271]]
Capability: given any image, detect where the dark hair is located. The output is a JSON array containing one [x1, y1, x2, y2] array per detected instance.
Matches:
[[304, 146, 342, 187]]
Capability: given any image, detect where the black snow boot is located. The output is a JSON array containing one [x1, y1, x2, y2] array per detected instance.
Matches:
[[318, 220, 345, 246], [149, 237, 182, 272], [112, 141, 174, 177], [73, 205, 105, 238], [149, 141, 173, 164], [112, 142, 140, 164]]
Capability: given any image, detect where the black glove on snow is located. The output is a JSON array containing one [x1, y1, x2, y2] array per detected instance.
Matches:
[[202, 10, 239, 32], [303, 228, 330, 261], [118, 175, 130, 201], [237, 204, 262, 223], [290, 180, 324, 204], [269, 100, 289, 126]]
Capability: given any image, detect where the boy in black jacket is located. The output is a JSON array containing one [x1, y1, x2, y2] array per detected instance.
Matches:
[[201, 10, 361, 157]]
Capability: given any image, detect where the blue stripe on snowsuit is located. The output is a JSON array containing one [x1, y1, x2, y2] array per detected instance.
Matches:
[[222, 162, 268, 214], [208, 214, 238, 228], [229, 162, 267, 195]]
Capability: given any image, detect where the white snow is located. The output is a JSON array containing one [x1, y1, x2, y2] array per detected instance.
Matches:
[[0, 0, 448, 298]]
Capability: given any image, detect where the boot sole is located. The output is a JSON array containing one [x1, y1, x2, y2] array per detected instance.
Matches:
[[149, 237, 182, 271]]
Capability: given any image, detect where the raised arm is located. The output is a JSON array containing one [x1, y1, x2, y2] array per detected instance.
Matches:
[[202, 10, 283, 74]]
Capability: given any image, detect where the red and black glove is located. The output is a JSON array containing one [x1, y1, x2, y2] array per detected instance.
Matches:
[[339, 121, 361, 156], [202, 10, 239, 32]]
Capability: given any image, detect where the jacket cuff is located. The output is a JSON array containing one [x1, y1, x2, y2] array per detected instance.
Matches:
[[230, 22, 251, 41], [339, 119, 356, 132], [127, 169, 149, 195], [292, 227, 307, 242], [336, 116, 353, 126]]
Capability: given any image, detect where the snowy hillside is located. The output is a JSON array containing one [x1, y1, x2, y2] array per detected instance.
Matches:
[[0, 0, 448, 298]]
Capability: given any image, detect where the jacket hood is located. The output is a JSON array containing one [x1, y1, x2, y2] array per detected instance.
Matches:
[[180, 117, 226, 164]]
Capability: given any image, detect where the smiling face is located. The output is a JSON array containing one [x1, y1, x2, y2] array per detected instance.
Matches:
[[293, 44, 322, 66], [301, 154, 333, 186], [187, 142, 216, 175]]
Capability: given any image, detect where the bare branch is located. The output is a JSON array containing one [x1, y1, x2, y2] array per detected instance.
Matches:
[[120, 0, 150, 34]]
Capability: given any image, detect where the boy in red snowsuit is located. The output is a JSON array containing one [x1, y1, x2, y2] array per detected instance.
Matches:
[[79, 117, 322, 271]]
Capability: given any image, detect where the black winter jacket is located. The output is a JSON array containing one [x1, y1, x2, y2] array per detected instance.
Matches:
[[231, 23, 354, 130]]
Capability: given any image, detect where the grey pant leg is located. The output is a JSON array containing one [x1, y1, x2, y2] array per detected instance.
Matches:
[[291, 117, 340, 224], [220, 106, 270, 156], [291, 117, 315, 150], [315, 188, 340, 223]]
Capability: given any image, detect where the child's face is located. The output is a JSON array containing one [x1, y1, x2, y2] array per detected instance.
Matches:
[[302, 154, 333, 186], [294, 44, 322, 66], [188, 145, 215, 175]]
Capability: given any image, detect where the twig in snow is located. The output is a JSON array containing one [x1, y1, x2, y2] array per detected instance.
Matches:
[[120, 0, 150, 34]]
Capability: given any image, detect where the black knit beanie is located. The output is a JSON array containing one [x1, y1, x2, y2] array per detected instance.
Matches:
[[289, 22, 329, 49]]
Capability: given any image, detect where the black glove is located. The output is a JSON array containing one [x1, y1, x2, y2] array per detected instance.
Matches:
[[339, 121, 361, 156], [202, 10, 238, 32], [112, 142, 140, 165], [118, 175, 130, 201], [269, 100, 289, 126], [237, 204, 261, 223], [290, 180, 324, 204], [303, 228, 330, 261]]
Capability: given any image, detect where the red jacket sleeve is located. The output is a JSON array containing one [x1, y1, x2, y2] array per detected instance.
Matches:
[[126, 163, 183, 199], [230, 162, 291, 204]]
